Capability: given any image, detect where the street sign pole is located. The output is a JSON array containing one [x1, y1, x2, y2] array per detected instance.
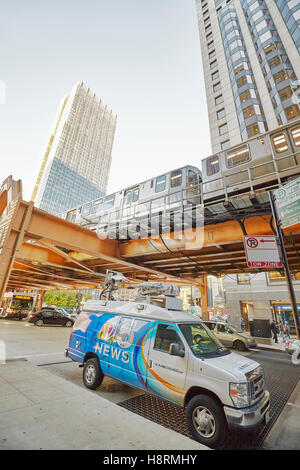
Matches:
[[269, 190, 300, 339]]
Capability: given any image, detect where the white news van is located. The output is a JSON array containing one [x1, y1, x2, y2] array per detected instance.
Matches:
[[65, 296, 270, 448]]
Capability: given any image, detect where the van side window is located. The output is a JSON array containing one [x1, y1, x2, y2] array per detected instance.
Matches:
[[154, 324, 184, 353], [206, 156, 220, 176]]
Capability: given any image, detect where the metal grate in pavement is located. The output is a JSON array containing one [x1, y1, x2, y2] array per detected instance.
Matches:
[[119, 351, 300, 449]]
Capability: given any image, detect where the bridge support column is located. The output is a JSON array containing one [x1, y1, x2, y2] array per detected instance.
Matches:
[[0, 200, 33, 302], [199, 276, 209, 320]]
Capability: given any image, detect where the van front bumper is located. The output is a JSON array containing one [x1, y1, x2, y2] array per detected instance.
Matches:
[[223, 390, 270, 431]]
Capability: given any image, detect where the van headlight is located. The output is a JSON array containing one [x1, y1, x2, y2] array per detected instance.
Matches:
[[229, 382, 250, 408]]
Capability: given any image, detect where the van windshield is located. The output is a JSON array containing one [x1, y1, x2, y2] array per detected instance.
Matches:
[[179, 323, 229, 357]]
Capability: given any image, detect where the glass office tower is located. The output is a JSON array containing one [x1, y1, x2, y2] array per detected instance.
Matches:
[[196, 0, 300, 152], [32, 81, 117, 215]]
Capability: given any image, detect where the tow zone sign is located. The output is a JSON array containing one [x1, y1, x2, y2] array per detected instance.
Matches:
[[243, 236, 282, 268]]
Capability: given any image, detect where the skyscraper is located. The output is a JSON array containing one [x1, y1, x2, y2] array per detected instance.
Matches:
[[196, 0, 300, 153], [32, 81, 117, 215]]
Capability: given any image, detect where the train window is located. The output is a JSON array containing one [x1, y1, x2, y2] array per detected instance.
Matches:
[[273, 133, 288, 153], [206, 156, 220, 176], [187, 170, 198, 187], [155, 175, 166, 193], [103, 194, 115, 210], [170, 170, 182, 188], [82, 203, 91, 217], [91, 199, 103, 214], [132, 187, 140, 202], [124, 191, 131, 206], [291, 127, 300, 147], [226, 145, 250, 168]]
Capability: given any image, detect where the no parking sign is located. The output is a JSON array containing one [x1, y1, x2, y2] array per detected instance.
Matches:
[[243, 235, 282, 268]]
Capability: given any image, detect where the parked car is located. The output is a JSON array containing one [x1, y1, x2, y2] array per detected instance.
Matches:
[[28, 309, 74, 327], [202, 321, 257, 351]]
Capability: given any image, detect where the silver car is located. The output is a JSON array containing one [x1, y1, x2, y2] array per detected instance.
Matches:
[[203, 321, 257, 351]]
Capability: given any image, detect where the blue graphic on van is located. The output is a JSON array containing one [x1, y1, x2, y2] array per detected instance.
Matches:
[[68, 310, 186, 405]]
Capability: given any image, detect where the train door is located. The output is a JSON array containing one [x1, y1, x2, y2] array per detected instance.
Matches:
[[289, 124, 300, 167], [270, 129, 295, 174]]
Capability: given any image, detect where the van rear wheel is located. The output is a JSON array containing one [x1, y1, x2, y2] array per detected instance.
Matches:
[[186, 394, 227, 448], [83, 358, 104, 390]]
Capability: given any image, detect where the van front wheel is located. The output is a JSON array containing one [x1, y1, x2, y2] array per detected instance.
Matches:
[[186, 395, 227, 448], [83, 358, 104, 390]]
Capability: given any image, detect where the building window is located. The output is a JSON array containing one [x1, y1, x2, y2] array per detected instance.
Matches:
[[221, 140, 230, 150], [217, 108, 225, 120], [273, 133, 288, 153], [268, 56, 280, 68], [206, 155, 220, 176], [219, 123, 228, 135], [226, 145, 250, 168], [211, 70, 219, 80], [264, 43, 276, 55], [170, 170, 182, 188], [278, 87, 293, 102], [237, 273, 250, 284], [246, 122, 260, 138], [285, 105, 300, 121], [215, 94, 223, 105], [207, 40, 214, 50], [213, 82, 221, 93], [243, 105, 256, 119], [273, 70, 287, 84], [237, 75, 247, 87], [209, 50, 216, 60], [240, 90, 251, 102], [234, 64, 245, 75], [210, 59, 217, 70]]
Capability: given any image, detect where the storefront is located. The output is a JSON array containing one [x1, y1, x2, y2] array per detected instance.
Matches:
[[272, 303, 300, 335]]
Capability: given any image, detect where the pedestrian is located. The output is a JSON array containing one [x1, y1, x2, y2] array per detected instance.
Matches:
[[240, 318, 245, 332], [284, 322, 290, 340], [270, 320, 279, 343], [279, 322, 285, 342]]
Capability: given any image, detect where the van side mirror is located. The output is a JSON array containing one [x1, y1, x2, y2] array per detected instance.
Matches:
[[169, 343, 185, 357]]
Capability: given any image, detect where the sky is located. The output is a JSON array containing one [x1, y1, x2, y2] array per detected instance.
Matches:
[[0, 0, 211, 200]]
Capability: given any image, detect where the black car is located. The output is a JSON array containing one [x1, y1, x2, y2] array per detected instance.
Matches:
[[27, 309, 74, 327]]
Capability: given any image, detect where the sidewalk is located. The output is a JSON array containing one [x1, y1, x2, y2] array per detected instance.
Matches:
[[255, 341, 288, 354], [0, 360, 207, 451], [263, 380, 300, 450]]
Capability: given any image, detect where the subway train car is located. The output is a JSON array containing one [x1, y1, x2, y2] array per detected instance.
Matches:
[[201, 121, 300, 215], [62, 165, 202, 237]]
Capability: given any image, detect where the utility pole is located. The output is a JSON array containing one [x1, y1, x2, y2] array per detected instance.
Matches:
[[269, 191, 300, 339]]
